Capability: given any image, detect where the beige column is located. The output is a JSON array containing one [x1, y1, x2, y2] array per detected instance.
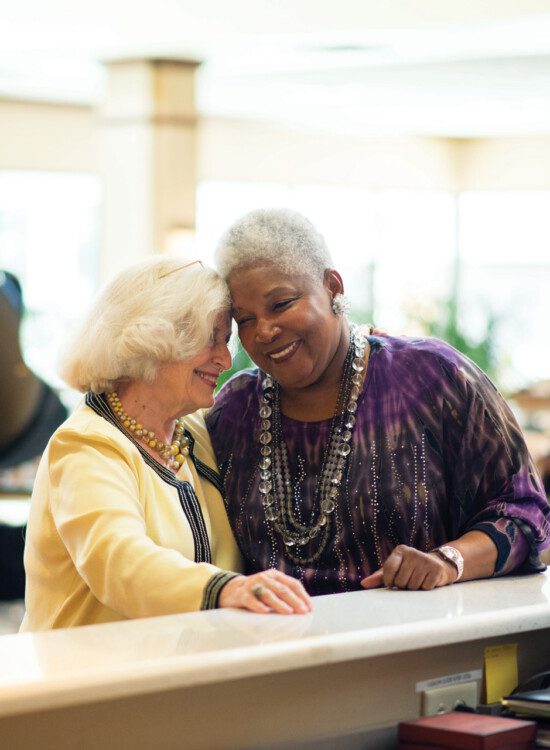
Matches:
[[99, 59, 199, 282]]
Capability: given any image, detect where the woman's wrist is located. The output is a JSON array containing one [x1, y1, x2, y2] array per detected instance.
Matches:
[[430, 545, 464, 582], [201, 571, 241, 610]]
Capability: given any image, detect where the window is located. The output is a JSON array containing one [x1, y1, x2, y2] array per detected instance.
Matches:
[[0, 171, 101, 389], [459, 191, 550, 387]]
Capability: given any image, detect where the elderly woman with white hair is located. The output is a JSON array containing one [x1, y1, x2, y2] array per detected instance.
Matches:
[[21, 258, 311, 631], [206, 208, 550, 596]]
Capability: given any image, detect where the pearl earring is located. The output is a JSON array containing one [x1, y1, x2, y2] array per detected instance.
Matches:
[[332, 293, 350, 316]]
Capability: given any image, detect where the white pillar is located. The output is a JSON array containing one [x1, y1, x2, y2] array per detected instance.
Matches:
[[99, 59, 199, 281]]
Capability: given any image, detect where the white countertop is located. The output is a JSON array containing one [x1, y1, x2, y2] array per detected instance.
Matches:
[[1, 571, 549, 718]]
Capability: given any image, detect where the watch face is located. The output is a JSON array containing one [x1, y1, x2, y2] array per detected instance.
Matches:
[[438, 546, 464, 579]]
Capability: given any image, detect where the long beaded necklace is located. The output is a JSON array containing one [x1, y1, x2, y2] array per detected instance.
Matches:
[[107, 391, 190, 472], [257, 324, 368, 564]]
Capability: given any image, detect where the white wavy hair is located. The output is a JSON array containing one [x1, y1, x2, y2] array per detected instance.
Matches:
[[215, 208, 333, 280], [60, 257, 230, 393]]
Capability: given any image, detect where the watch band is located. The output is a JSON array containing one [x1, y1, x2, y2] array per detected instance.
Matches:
[[433, 545, 464, 581]]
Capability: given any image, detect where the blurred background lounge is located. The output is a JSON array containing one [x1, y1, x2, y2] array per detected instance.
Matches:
[[1, 0, 550, 628]]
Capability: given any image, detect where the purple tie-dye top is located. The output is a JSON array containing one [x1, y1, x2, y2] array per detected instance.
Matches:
[[206, 336, 549, 595]]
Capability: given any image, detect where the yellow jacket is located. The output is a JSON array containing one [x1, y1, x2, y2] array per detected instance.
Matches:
[[21, 393, 242, 631]]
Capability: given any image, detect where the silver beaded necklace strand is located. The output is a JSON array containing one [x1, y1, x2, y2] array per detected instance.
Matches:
[[258, 324, 368, 564]]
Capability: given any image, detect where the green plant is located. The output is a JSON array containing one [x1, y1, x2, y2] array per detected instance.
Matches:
[[416, 297, 499, 381], [216, 338, 254, 392]]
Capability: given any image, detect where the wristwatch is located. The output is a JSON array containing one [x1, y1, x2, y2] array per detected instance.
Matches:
[[433, 545, 464, 581]]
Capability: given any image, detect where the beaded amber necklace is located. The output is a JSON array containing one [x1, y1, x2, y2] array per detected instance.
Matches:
[[107, 391, 190, 472]]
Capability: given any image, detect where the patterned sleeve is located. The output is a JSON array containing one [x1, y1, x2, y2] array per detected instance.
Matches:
[[441, 355, 550, 575]]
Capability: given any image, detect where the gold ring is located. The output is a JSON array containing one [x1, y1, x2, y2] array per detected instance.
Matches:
[[251, 584, 266, 600]]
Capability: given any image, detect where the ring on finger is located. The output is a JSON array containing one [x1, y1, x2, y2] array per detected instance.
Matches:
[[251, 584, 266, 600]]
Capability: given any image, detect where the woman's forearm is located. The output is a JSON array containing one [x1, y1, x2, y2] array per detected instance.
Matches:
[[441, 530, 498, 581]]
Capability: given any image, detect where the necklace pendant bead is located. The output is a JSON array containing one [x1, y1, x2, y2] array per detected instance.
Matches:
[[259, 405, 272, 419], [321, 499, 335, 513], [347, 400, 358, 413], [338, 443, 351, 457], [259, 432, 272, 445], [265, 508, 279, 521], [352, 359, 365, 373], [345, 415, 356, 428], [261, 419, 271, 430], [260, 446, 272, 456], [259, 481, 273, 494], [260, 457, 271, 470]]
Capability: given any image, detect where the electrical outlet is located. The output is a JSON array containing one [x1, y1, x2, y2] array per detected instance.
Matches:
[[421, 681, 479, 716]]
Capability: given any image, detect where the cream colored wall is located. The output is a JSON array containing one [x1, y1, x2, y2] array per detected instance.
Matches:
[[0, 99, 97, 173], [455, 136, 550, 191], [198, 118, 457, 190], [2, 98, 550, 195]]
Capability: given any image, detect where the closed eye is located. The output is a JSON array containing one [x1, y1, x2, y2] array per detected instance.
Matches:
[[273, 298, 295, 311]]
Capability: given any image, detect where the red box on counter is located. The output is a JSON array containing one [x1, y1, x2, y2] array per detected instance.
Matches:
[[398, 711, 536, 750]]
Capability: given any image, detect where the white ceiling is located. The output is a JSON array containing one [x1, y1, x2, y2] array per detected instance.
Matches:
[[2, 0, 550, 137]]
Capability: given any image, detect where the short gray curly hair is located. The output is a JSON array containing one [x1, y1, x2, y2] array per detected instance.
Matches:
[[60, 257, 229, 393], [215, 208, 333, 281]]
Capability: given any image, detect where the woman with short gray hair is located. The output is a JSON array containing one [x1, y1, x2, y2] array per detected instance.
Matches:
[[21, 257, 311, 630], [207, 208, 549, 596]]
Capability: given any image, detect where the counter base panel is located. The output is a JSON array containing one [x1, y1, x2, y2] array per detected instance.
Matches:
[[2, 628, 548, 750]]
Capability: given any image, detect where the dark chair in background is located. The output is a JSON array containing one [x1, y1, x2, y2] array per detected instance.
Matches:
[[0, 271, 68, 601]]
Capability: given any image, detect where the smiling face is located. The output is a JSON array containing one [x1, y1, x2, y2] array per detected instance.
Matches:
[[229, 265, 348, 392], [155, 312, 232, 415]]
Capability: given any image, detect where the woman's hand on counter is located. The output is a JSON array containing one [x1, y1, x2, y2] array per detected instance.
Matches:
[[361, 532, 498, 590], [219, 569, 312, 614], [360, 545, 457, 591]]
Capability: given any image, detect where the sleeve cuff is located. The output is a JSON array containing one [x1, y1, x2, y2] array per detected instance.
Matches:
[[470, 522, 511, 574], [470, 519, 543, 575], [200, 571, 240, 610]]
